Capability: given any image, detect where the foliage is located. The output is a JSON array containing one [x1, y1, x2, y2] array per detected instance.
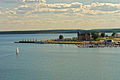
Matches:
[[101, 32, 105, 37], [91, 31, 100, 41], [59, 35, 64, 39], [112, 32, 116, 36], [72, 37, 77, 41], [106, 35, 108, 37]]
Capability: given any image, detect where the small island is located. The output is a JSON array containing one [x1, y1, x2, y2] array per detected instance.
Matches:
[[15, 31, 120, 48]]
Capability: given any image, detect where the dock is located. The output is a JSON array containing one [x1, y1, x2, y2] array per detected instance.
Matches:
[[15, 40, 45, 44], [15, 41, 36, 43]]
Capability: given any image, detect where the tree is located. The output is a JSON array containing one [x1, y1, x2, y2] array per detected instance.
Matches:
[[101, 32, 105, 37], [91, 31, 100, 40], [112, 32, 116, 37], [59, 35, 64, 39], [106, 35, 108, 37], [72, 37, 77, 41]]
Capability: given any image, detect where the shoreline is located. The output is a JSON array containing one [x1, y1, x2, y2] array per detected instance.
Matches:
[[15, 40, 120, 48]]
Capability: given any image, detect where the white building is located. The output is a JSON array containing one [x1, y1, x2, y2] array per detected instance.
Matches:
[[114, 33, 120, 38]]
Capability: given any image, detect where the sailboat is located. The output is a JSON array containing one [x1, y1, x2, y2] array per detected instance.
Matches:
[[16, 48, 19, 56]]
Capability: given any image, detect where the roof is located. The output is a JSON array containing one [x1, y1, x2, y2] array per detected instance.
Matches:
[[115, 33, 120, 35]]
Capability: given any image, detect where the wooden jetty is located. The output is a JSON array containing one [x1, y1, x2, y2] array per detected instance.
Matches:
[[15, 41, 36, 43], [15, 38, 38, 43], [15, 40, 45, 44]]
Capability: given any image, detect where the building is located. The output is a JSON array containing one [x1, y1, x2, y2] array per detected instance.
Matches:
[[77, 32, 90, 41], [114, 33, 120, 38]]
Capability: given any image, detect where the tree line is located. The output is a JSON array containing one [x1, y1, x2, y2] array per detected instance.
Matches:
[[58, 31, 117, 41]]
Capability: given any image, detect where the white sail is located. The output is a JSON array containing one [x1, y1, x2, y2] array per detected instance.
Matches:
[[16, 48, 19, 56]]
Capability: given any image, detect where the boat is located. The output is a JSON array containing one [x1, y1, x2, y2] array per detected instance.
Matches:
[[16, 48, 19, 56]]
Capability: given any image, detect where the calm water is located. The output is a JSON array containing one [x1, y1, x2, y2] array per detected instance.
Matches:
[[0, 33, 120, 80]]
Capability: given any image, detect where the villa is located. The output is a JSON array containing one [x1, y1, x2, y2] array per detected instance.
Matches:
[[77, 32, 91, 41], [114, 33, 120, 38]]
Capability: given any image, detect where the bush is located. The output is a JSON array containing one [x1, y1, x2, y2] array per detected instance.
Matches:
[[112, 32, 116, 37], [91, 31, 100, 41], [59, 35, 64, 39], [101, 32, 105, 37]]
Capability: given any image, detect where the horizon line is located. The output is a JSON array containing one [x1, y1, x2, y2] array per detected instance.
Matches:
[[0, 28, 120, 32]]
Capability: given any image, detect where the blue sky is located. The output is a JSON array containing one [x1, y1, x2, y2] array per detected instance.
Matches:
[[0, 0, 120, 31]]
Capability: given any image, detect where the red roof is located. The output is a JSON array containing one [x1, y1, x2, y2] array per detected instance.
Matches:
[[116, 33, 120, 35]]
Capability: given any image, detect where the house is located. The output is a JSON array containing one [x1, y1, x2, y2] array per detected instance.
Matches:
[[77, 32, 90, 41], [114, 33, 120, 38]]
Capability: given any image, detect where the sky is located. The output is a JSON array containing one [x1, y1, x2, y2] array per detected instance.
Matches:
[[0, 0, 120, 31]]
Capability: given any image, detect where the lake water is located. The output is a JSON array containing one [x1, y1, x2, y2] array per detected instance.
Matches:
[[0, 33, 120, 80]]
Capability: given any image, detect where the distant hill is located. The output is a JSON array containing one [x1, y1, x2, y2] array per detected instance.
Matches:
[[0, 29, 86, 34], [91, 28, 120, 32], [0, 29, 120, 34]]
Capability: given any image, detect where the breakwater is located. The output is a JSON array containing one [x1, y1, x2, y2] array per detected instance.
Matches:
[[76, 43, 120, 48], [15, 40, 120, 48], [15, 40, 45, 44], [15, 38, 38, 43], [15, 41, 36, 43]]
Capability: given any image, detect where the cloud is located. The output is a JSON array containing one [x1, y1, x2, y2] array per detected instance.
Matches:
[[1, 0, 120, 16], [0, 0, 18, 3], [24, 2, 120, 15], [90, 3, 120, 11], [41, 0, 46, 3], [0, 8, 16, 15], [0, 11, 2, 15], [21, 0, 46, 3]]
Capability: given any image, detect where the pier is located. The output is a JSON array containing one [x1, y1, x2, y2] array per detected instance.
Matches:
[[15, 41, 36, 43], [15, 38, 38, 43], [15, 39, 45, 44]]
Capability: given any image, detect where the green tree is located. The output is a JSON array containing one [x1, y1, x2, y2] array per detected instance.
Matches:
[[101, 32, 105, 37], [106, 35, 108, 37], [91, 31, 100, 40], [59, 35, 64, 39], [112, 32, 116, 37], [72, 37, 77, 41]]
